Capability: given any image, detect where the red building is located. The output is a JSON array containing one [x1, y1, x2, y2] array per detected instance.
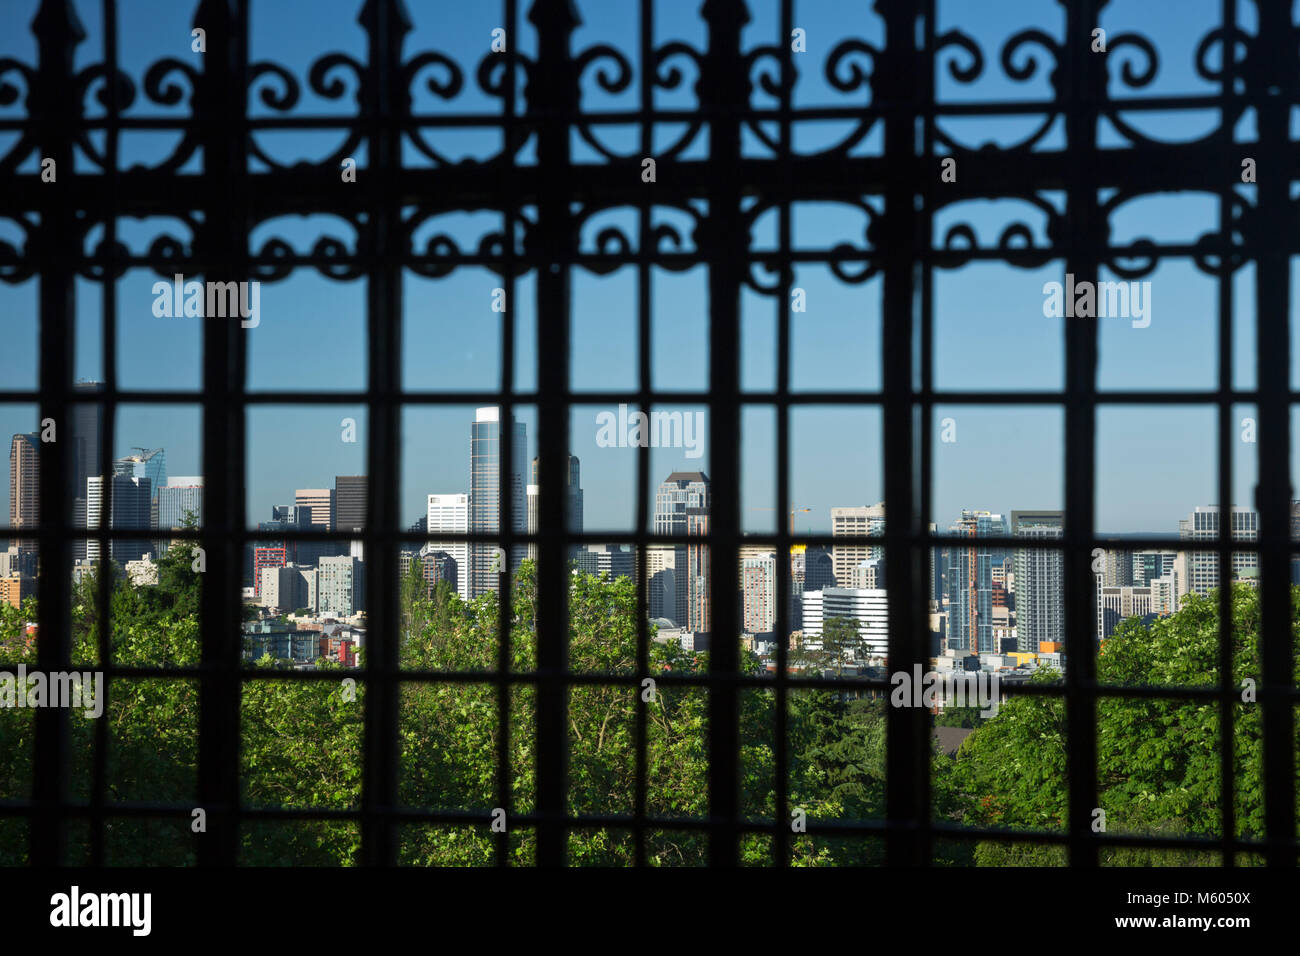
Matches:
[[252, 545, 287, 598]]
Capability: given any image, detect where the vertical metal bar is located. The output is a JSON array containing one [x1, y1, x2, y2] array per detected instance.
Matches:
[[1248, 0, 1296, 868], [193, 0, 247, 868], [634, 0, 653, 869], [1061, 0, 1103, 869], [699, 0, 748, 869], [358, 0, 409, 868], [494, 0, 520, 870], [528, 0, 578, 868], [29, 0, 84, 868], [773, 0, 793, 869], [1215, 0, 1238, 867], [89, 0, 121, 868], [877, 0, 926, 868]]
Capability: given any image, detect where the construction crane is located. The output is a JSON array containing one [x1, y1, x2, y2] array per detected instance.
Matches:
[[749, 507, 812, 535]]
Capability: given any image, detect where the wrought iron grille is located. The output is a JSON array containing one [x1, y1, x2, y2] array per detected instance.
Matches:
[[0, 0, 1296, 867]]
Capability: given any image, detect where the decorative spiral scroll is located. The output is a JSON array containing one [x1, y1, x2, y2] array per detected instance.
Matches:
[[72, 64, 137, 169], [936, 30, 983, 83], [0, 59, 36, 173], [650, 42, 705, 160], [0, 214, 37, 284], [933, 29, 1062, 154], [248, 214, 365, 282], [934, 195, 1062, 270], [571, 45, 636, 161]]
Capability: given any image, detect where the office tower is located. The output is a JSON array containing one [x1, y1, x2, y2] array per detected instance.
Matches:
[[831, 504, 886, 586], [114, 447, 166, 511], [848, 558, 885, 589], [85, 475, 152, 565], [1132, 550, 1177, 587], [9, 432, 39, 554], [653, 471, 710, 627], [1097, 582, 1155, 642], [334, 475, 367, 535], [1012, 510, 1064, 653], [645, 544, 677, 623], [295, 488, 334, 531], [685, 508, 710, 634], [575, 544, 635, 580], [948, 510, 1008, 654], [155, 477, 204, 557], [1100, 548, 1133, 587], [318, 555, 365, 617], [427, 493, 470, 601], [803, 546, 835, 591], [158, 477, 204, 529], [1178, 505, 1259, 597], [400, 545, 455, 599], [272, 504, 311, 527], [928, 521, 941, 603], [737, 543, 773, 586], [742, 551, 777, 636], [334, 475, 367, 562], [470, 407, 527, 598], [531, 455, 583, 535], [408, 516, 428, 534], [800, 587, 889, 659], [526, 484, 539, 561], [295, 488, 338, 566], [260, 564, 314, 612], [69, 384, 104, 561]]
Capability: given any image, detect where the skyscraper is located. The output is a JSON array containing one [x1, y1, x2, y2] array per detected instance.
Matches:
[[1178, 505, 1259, 597], [295, 488, 334, 531], [295, 487, 337, 566], [469, 407, 527, 599], [831, 504, 886, 586], [318, 555, 365, 617], [9, 433, 39, 554], [530, 455, 583, 532], [525, 483, 539, 562], [1011, 510, 1064, 653], [70, 383, 104, 561], [158, 477, 204, 530], [742, 551, 777, 636], [653, 471, 710, 627], [645, 544, 677, 623], [334, 475, 367, 535], [685, 508, 710, 634], [427, 493, 470, 601], [85, 475, 152, 565], [334, 475, 367, 561], [948, 510, 1008, 654]]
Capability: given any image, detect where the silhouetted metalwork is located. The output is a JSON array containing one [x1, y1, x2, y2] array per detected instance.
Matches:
[[0, 0, 1294, 866]]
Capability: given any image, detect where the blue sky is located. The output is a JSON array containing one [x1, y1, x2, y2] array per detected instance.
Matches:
[[0, 0, 1286, 543]]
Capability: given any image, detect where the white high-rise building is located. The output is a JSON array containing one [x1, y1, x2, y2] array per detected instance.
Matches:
[[1011, 511, 1064, 653], [800, 587, 889, 660], [318, 555, 364, 617], [470, 407, 528, 598], [428, 493, 470, 601], [1178, 506, 1259, 597]]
